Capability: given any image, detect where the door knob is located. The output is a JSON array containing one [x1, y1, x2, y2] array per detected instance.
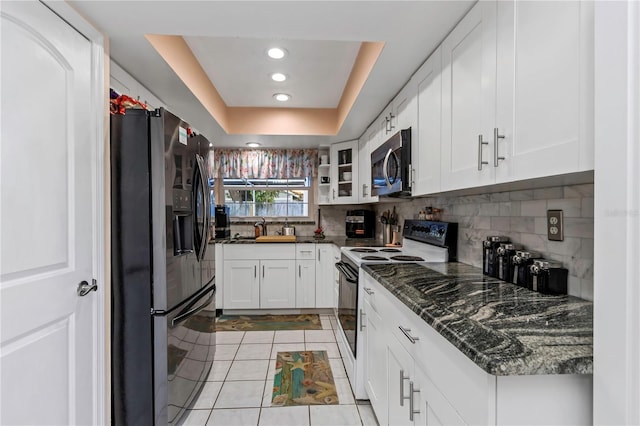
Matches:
[[77, 280, 97, 296]]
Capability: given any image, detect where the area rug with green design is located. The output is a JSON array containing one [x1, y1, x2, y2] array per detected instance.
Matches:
[[215, 314, 322, 331], [271, 350, 338, 406]]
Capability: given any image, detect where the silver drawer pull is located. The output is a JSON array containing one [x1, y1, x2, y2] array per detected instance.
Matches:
[[478, 134, 489, 170], [363, 287, 374, 295], [398, 326, 419, 344], [409, 381, 420, 421], [359, 309, 366, 331], [399, 369, 410, 406]]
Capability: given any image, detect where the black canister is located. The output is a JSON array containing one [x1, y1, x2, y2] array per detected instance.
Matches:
[[528, 260, 569, 295], [482, 236, 510, 277], [496, 243, 520, 281], [511, 250, 542, 287]]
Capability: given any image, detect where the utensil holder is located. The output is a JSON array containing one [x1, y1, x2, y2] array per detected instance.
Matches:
[[383, 224, 393, 245]]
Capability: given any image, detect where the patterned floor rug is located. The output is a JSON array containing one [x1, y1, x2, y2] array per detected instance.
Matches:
[[271, 351, 338, 406], [215, 314, 322, 331]]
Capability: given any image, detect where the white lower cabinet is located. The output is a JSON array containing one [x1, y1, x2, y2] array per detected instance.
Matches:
[[223, 260, 260, 309], [362, 270, 592, 426], [222, 243, 340, 310], [296, 259, 315, 308], [260, 260, 296, 308], [315, 244, 336, 308], [363, 295, 387, 423], [222, 244, 296, 309]]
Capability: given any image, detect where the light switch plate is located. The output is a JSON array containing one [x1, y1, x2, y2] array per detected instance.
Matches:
[[547, 210, 564, 241]]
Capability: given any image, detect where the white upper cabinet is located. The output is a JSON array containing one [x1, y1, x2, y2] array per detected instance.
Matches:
[[441, 0, 498, 192], [438, 0, 593, 193], [330, 140, 359, 204], [413, 46, 443, 196], [358, 128, 379, 204], [494, 0, 594, 183]]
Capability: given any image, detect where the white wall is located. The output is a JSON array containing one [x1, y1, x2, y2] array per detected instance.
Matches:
[[593, 2, 640, 424]]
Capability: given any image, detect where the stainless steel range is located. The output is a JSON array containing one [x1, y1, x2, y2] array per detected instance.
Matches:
[[334, 220, 458, 399]]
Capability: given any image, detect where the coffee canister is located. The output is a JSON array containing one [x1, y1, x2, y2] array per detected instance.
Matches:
[[482, 236, 510, 277]]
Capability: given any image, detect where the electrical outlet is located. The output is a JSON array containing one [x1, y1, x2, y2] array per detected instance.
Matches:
[[547, 210, 564, 241]]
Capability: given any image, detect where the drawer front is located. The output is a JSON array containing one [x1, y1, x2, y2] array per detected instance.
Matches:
[[224, 243, 295, 260], [296, 243, 316, 259]]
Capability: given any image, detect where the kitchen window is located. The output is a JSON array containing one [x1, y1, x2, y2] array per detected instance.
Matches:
[[221, 177, 312, 218]]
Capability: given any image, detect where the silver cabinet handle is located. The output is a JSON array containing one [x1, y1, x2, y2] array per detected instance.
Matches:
[[411, 167, 415, 185], [299, 265, 301, 277], [398, 326, 419, 344], [362, 184, 368, 197], [254, 265, 257, 278], [400, 369, 410, 406], [388, 113, 395, 133], [478, 134, 489, 170], [77, 279, 97, 296], [409, 381, 420, 421], [363, 287, 374, 295], [318, 249, 320, 260], [359, 309, 366, 331], [333, 189, 336, 199], [262, 265, 265, 278], [494, 127, 505, 167], [300, 250, 313, 253]]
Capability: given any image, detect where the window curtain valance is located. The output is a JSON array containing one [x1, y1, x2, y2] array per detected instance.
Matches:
[[212, 148, 318, 179]]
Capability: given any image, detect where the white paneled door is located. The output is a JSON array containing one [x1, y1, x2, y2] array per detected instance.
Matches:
[[1, 2, 98, 425]]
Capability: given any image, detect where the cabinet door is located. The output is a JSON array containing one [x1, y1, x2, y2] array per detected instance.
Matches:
[[315, 245, 334, 308], [395, 82, 417, 133], [441, 0, 497, 191], [413, 47, 443, 196], [388, 335, 415, 426], [223, 260, 260, 309], [357, 132, 378, 203], [364, 297, 388, 424], [495, 1, 593, 183], [260, 260, 296, 309], [296, 259, 316, 308], [330, 140, 359, 204], [413, 365, 466, 426]]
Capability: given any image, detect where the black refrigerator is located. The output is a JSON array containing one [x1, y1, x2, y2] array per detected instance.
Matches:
[[111, 108, 216, 425]]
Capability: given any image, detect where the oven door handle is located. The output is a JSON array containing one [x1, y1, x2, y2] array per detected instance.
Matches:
[[335, 262, 358, 283]]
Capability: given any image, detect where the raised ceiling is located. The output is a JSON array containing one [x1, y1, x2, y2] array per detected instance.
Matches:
[[69, 1, 476, 148], [185, 37, 361, 108]]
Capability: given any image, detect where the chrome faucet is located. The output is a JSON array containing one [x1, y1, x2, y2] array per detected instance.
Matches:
[[261, 217, 267, 236], [255, 217, 267, 236]]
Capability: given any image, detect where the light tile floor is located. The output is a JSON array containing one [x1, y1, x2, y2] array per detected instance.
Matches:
[[179, 314, 379, 426]]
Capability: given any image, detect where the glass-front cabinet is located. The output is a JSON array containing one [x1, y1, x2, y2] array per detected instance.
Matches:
[[328, 140, 358, 204]]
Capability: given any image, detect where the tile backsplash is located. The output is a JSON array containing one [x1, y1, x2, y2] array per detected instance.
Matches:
[[370, 184, 594, 301], [226, 183, 594, 301]]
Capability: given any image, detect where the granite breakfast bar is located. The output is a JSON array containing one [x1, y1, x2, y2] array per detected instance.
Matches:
[[359, 262, 593, 425]]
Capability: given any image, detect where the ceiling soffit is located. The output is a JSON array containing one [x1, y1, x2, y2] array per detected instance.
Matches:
[[145, 34, 384, 136]]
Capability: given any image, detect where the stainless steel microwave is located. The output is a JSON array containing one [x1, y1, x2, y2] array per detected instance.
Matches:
[[371, 128, 412, 197]]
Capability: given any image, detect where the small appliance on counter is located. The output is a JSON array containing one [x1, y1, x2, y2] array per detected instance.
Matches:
[[214, 205, 231, 239], [346, 209, 375, 238], [482, 236, 510, 277], [528, 260, 568, 295], [511, 250, 542, 287], [496, 243, 521, 281]]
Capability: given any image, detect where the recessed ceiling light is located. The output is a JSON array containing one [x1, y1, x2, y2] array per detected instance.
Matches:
[[271, 72, 287, 82], [246, 142, 261, 148], [209, 142, 213, 147], [267, 47, 287, 59], [273, 93, 290, 102]]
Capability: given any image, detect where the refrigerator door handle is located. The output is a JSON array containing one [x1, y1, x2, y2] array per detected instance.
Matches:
[[171, 286, 215, 327], [192, 154, 208, 261], [197, 155, 210, 260]]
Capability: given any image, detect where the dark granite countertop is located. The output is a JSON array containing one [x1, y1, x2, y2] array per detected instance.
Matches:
[[361, 262, 593, 376]]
